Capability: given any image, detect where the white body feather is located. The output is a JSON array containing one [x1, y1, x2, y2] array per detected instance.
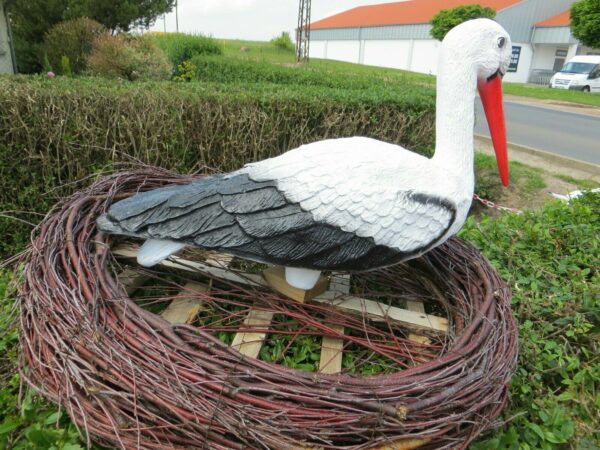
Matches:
[[241, 137, 472, 254]]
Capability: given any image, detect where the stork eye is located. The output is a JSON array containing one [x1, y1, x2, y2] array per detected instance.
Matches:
[[497, 37, 506, 48]]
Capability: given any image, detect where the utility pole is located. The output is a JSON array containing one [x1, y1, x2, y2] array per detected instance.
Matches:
[[175, 0, 179, 32], [296, 0, 311, 63], [163, 14, 167, 32]]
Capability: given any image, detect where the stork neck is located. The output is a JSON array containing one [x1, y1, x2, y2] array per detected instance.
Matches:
[[432, 56, 477, 183]]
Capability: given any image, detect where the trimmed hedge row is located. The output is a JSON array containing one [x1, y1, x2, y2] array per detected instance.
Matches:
[[0, 75, 435, 256]]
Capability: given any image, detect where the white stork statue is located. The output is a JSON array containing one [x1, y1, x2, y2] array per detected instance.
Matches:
[[97, 19, 512, 290]]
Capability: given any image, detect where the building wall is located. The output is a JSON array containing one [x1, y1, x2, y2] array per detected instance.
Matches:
[[532, 26, 577, 44], [0, 1, 15, 74], [496, 0, 577, 43], [363, 40, 412, 70], [325, 40, 360, 64], [410, 40, 439, 75], [310, 41, 327, 59], [502, 43, 533, 83], [308, 0, 582, 83], [578, 45, 600, 56], [530, 43, 578, 69]]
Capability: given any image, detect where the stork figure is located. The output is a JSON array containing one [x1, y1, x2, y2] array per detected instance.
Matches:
[[97, 19, 512, 290]]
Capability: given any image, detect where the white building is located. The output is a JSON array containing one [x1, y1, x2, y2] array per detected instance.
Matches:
[[0, 0, 16, 74], [309, 0, 597, 84]]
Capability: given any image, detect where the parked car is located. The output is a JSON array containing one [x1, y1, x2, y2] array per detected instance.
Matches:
[[549, 55, 600, 92]]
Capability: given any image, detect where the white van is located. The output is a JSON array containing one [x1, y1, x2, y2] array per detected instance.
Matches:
[[549, 55, 600, 92]]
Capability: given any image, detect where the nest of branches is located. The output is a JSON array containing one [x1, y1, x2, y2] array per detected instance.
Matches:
[[18, 169, 518, 449]]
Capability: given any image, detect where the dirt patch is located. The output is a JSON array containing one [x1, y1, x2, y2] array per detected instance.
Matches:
[[492, 174, 578, 213]]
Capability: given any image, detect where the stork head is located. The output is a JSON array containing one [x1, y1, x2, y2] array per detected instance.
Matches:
[[444, 19, 512, 187]]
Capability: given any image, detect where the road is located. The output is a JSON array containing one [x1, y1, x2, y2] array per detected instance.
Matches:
[[474, 100, 600, 165]]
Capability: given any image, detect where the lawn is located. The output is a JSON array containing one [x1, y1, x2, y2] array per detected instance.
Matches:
[[220, 38, 600, 108]]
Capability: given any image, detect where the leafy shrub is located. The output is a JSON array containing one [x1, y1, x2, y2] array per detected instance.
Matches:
[[0, 75, 434, 256], [88, 34, 172, 81], [270, 31, 294, 51], [462, 193, 600, 449], [430, 5, 496, 40], [173, 60, 198, 82], [42, 17, 106, 75], [148, 32, 223, 68]]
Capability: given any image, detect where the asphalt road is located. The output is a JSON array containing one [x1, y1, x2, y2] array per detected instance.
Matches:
[[474, 100, 600, 165]]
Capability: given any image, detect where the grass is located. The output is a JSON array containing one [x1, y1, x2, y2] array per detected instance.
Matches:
[[219, 38, 600, 108], [556, 174, 600, 190], [503, 82, 600, 108], [474, 152, 547, 203]]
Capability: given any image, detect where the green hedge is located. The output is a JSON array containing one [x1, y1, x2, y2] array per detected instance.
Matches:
[[0, 75, 435, 257]]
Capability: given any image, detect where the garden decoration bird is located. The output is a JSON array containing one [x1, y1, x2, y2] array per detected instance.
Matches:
[[97, 19, 512, 290]]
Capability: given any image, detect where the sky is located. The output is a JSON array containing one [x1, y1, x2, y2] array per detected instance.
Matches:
[[149, 0, 407, 41]]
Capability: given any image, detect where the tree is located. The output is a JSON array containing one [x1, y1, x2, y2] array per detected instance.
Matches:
[[571, 0, 600, 49], [64, 0, 176, 32], [7, 0, 175, 72], [430, 4, 496, 41]]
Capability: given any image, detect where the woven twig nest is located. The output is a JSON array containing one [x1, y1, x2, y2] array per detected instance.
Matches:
[[19, 169, 518, 449]]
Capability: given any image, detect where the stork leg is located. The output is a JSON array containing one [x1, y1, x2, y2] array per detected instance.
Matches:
[[285, 267, 322, 290]]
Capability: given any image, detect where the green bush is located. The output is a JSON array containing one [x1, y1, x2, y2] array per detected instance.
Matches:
[[0, 75, 434, 257], [430, 4, 496, 40], [88, 34, 172, 81], [270, 31, 294, 51], [148, 32, 223, 68], [462, 193, 599, 449], [42, 17, 106, 75]]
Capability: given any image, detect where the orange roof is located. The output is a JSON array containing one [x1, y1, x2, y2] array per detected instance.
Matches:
[[310, 0, 523, 29], [535, 10, 570, 27]]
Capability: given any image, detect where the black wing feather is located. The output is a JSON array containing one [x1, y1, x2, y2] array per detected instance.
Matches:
[[97, 172, 454, 270]]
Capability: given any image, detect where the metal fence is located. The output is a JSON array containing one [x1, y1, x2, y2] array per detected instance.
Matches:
[[528, 69, 555, 86]]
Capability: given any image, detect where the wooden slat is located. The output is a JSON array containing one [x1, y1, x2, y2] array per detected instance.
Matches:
[[112, 244, 265, 287], [311, 291, 448, 334], [231, 309, 274, 359], [112, 244, 447, 334], [263, 266, 328, 303], [161, 281, 208, 324], [204, 252, 234, 267], [319, 324, 345, 374], [318, 273, 350, 374], [406, 300, 431, 344], [117, 268, 149, 295], [328, 273, 351, 295], [370, 438, 431, 450]]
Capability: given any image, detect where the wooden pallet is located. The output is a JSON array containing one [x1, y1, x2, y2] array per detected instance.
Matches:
[[114, 245, 448, 373]]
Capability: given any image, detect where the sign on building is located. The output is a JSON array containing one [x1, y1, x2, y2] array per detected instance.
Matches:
[[508, 46, 521, 73]]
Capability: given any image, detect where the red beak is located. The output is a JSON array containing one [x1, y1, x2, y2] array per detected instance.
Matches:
[[478, 74, 509, 187]]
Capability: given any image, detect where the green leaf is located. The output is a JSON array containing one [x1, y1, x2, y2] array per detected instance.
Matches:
[[44, 411, 62, 425], [0, 417, 22, 435], [526, 422, 545, 441]]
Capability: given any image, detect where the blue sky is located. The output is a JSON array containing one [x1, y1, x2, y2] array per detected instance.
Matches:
[[149, 0, 407, 41]]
